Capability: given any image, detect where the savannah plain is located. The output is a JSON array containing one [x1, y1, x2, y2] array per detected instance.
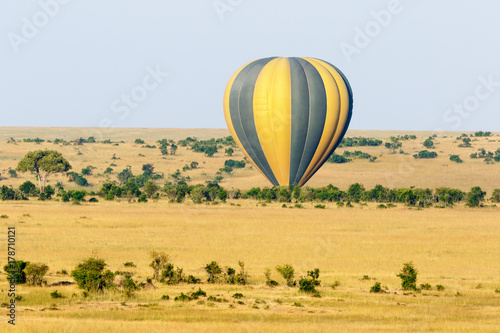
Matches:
[[0, 127, 499, 332]]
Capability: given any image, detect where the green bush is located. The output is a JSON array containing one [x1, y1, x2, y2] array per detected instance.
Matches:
[[276, 264, 295, 287], [466, 186, 486, 207], [205, 261, 222, 284], [71, 257, 115, 292], [187, 275, 201, 284], [264, 268, 278, 287], [327, 153, 351, 163], [397, 262, 418, 291], [149, 251, 170, 282], [449, 155, 463, 163], [299, 268, 321, 294], [123, 275, 139, 297], [298, 277, 318, 293], [491, 189, 500, 203], [423, 137, 435, 148], [19, 181, 38, 196], [50, 290, 64, 299], [420, 283, 432, 290], [413, 150, 438, 159], [3, 260, 29, 284], [161, 264, 186, 285], [370, 282, 382, 293], [25, 263, 49, 286]]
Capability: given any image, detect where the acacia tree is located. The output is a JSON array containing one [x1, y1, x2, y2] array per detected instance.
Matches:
[[16, 150, 71, 193]]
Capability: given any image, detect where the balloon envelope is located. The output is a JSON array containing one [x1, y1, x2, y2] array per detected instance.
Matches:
[[223, 57, 353, 186]]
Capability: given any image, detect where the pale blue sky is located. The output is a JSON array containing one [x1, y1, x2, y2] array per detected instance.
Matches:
[[1, 0, 499, 131]]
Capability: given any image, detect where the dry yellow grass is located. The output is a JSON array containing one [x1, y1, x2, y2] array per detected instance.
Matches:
[[0, 201, 499, 332], [0, 127, 499, 332]]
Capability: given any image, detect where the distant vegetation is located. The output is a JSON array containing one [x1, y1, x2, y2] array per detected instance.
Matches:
[[413, 150, 438, 159], [338, 137, 382, 147]]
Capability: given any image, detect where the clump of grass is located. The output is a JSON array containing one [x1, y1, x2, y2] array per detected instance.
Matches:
[[420, 283, 432, 290], [50, 290, 64, 299], [370, 282, 383, 293]]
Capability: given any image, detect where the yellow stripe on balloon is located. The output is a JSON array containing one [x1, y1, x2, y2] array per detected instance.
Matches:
[[298, 57, 341, 186], [253, 58, 292, 185]]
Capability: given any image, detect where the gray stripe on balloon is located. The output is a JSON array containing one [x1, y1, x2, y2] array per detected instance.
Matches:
[[229, 57, 279, 186], [288, 57, 310, 185], [293, 58, 327, 185], [303, 59, 354, 183]]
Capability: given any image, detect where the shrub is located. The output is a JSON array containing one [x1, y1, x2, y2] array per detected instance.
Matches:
[[458, 137, 472, 147], [413, 150, 438, 159], [191, 288, 207, 299], [3, 260, 28, 284], [436, 285, 445, 291], [205, 261, 222, 283], [420, 283, 432, 290], [25, 263, 49, 286], [233, 261, 248, 285], [466, 186, 486, 207], [134, 139, 145, 144], [491, 189, 500, 203], [81, 165, 95, 175], [397, 262, 418, 291], [370, 282, 382, 293], [174, 292, 191, 302], [264, 268, 278, 287], [299, 269, 320, 294], [123, 262, 136, 267], [149, 251, 170, 282], [161, 264, 186, 285], [19, 181, 38, 196], [187, 275, 201, 284], [123, 275, 139, 297], [449, 155, 463, 163], [71, 257, 115, 292], [327, 153, 351, 163], [423, 137, 435, 148], [276, 264, 295, 287], [50, 290, 64, 299], [299, 277, 318, 293], [331, 281, 341, 289]]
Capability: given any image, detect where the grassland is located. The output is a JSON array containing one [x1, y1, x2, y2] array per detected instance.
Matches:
[[0, 127, 499, 194], [0, 128, 499, 332]]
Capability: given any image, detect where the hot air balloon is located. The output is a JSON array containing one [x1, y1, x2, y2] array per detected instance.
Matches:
[[223, 57, 353, 186]]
